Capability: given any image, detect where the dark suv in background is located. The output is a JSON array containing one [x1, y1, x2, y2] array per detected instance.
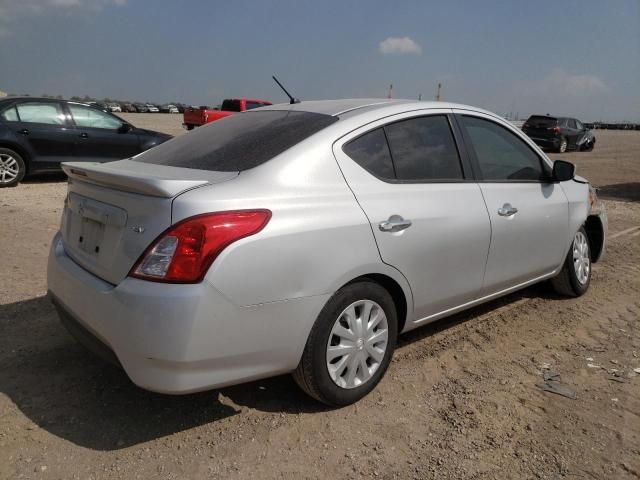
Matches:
[[522, 115, 596, 153]]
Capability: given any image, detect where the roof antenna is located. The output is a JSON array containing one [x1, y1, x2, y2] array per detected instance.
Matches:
[[272, 76, 300, 104]]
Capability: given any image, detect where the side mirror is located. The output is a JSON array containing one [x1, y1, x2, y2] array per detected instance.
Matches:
[[118, 123, 133, 133], [552, 160, 575, 182]]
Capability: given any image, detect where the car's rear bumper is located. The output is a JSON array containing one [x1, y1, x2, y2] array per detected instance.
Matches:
[[47, 232, 328, 394]]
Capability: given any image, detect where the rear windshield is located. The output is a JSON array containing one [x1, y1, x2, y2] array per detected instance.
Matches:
[[133, 110, 338, 171], [221, 100, 241, 112], [526, 115, 558, 127]]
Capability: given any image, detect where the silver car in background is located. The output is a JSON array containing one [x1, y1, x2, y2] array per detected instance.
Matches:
[[47, 99, 607, 406]]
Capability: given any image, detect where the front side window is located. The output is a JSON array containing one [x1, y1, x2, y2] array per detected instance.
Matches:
[[384, 115, 463, 181], [0, 106, 19, 122], [343, 128, 395, 179], [568, 118, 577, 129], [461, 116, 545, 182], [15, 102, 65, 125], [68, 104, 123, 130], [575, 119, 584, 130]]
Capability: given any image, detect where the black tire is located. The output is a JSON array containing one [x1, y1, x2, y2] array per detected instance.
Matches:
[[557, 137, 568, 153], [0, 147, 27, 188], [186, 124, 195, 131], [293, 280, 398, 406], [550, 226, 591, 297]]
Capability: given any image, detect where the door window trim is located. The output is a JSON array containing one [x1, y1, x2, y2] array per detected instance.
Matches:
[[453, 112, 553, 183], [340, 112, 474, 184]]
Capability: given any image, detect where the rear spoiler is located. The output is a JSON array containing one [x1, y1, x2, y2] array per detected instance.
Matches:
[[61, 161, 237, 198]]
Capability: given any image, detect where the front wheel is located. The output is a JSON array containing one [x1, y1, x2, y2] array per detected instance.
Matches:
[[550, 227, 591, 297], [293, 281, 398, 406], [0, 148, 26, 188]]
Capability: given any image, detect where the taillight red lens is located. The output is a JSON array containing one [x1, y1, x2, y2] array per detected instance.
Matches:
[[549, 126, 560, 133], [130, 210, 271, 283]]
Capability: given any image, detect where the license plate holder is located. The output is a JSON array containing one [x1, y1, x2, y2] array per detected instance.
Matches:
[[78, 216, 105, 255]]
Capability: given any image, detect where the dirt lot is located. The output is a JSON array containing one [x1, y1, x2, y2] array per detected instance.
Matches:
[[1, 119, 639, 479]]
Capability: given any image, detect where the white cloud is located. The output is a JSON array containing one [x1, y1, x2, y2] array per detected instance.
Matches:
[[534, 69, 608, 96], [379, 36, 422, 56]]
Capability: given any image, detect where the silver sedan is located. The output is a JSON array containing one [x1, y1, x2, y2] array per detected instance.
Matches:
[[47, 99, 607, 406]]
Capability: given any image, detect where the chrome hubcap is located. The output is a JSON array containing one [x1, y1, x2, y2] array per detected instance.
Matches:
[[326, 299, 389, 389], [573, 231, 590, 285], [0, 153, 19, 184]]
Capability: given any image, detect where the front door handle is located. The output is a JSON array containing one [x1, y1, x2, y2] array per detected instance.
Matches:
[[379, 215, 412, 233], [79, 132, 89, 138], [18, 128, 29, 135], [498, 203, 518, 217]]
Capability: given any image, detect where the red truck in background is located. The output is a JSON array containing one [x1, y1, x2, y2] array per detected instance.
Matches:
[[182, 98, 272, 130]]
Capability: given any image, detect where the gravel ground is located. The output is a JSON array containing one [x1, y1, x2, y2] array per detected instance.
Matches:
[[1, 122, 639, 479]]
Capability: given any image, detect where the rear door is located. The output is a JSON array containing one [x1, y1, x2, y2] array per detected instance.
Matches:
[[65, 103, 141, 162], [9, 101, 77, 169], [566, 118, 580, 149], [455, 111, 568, 295], [333, 110, 491, 323]]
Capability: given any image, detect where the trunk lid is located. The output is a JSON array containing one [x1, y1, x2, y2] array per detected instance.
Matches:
[[60, 160, 238, 285], [523, 116, 559, 139]]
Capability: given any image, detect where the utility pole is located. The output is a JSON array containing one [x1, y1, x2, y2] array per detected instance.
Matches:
[[387, 83, 393, 99], [435, 82, 442, 101]]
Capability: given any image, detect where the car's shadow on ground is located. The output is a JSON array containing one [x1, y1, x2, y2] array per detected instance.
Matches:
[[597, 182, 640, 203], [1, 283, 557, 451], [21, 172, 68, 184]]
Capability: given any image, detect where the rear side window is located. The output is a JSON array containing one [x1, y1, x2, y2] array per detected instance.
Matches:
[[568, 118, 577, 129], [384, 115, 463, 181], [221, 100, 242, 112], [134, 110, 338, 171], [462, 116, 545, 182], [0, 106, 19, 122], [16, 102, 65, 125], [343, 128, 395, 179]]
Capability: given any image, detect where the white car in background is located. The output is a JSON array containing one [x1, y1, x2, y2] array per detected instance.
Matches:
[[145, 103, 159, 113], [108, 103, 122, 113]]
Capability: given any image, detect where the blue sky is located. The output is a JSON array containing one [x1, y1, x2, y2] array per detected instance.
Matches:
[[0, 0, 638, 121]]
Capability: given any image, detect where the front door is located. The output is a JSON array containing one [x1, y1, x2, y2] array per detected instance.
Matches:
[[455, 112, 569, 295], [65, 103, 141, 162], [333, 111, 491, 323]]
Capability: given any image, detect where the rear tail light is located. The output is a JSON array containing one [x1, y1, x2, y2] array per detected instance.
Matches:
[[548, 126, 560, 133], [130, 210, 271, 283]]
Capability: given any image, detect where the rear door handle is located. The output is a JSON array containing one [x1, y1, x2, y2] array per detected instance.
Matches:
[[79, 132, 89, 138], [18, 128, 29, 135], [497, 203, 518, 216], [379, 215, 412, 233]]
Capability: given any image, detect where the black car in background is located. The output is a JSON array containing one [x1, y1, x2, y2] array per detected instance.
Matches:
[[522, 115, 595, 153], [0, 97, 172, 187], [133, 103, 149, 113]]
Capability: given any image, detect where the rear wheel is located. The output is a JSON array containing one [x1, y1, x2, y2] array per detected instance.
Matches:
[[558, 137, 568, 153], [293, 281, 398, 406], [550, 227, 591, 297], [0, 148, 26, 188], [186, 124, 195, 131]]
